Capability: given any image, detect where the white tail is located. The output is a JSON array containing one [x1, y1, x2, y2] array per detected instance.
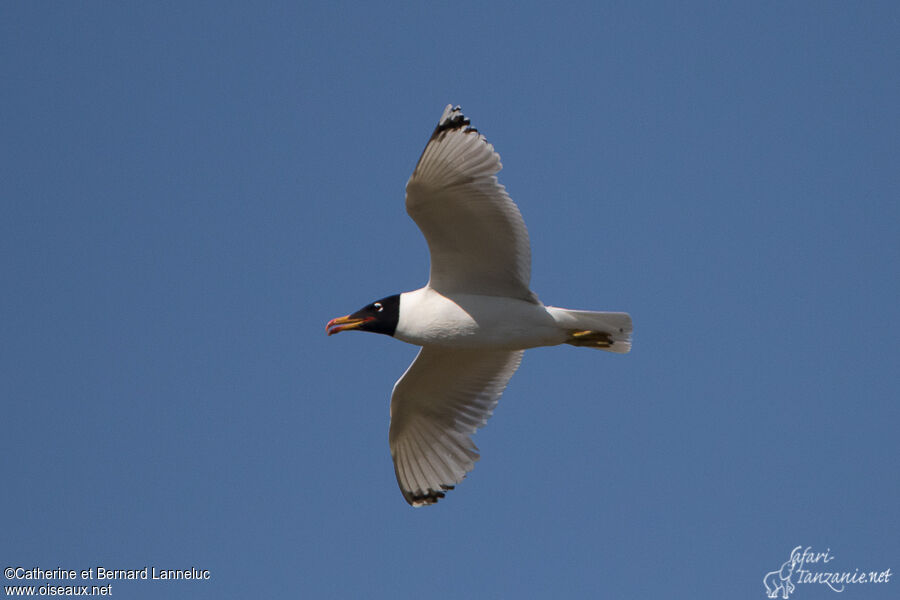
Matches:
[[547, 307, 633, 353]]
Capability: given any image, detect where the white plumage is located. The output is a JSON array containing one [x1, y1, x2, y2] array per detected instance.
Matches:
[[406, 105, 535, 302], [327, 105, 632, 506], [389, 347, 523, 506]]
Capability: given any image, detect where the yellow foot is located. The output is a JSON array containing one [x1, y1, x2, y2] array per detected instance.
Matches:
[[567, 330, 613, 347]]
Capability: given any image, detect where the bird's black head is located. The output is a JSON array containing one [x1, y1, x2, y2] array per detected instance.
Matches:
[[326, 294, 400, 337]]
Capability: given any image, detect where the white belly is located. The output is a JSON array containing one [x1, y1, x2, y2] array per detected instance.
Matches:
[[394, 288, 566, 350]]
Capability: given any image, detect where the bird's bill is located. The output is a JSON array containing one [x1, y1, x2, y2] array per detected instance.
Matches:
[[326, 314, 374, 336]]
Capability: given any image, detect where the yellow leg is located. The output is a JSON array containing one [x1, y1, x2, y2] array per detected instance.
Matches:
[[566, 330, 613, 347]]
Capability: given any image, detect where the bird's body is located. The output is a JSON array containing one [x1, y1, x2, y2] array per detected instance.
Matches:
[[327, 105, 632, 506], [396, 289, 562, 350], [396, 288, 631, 351]]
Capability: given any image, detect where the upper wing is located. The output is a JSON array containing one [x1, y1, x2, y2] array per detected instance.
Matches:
[[405, 105, 537, 302], [388, 346, 524, 506]]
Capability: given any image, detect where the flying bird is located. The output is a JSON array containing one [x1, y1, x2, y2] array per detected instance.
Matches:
[[327, 105, 632, 506]]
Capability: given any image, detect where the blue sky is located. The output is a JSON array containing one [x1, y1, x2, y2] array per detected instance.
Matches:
[[2, 2, 898, 598]]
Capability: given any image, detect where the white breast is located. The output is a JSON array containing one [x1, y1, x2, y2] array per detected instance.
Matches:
[[395, 287, 566, 350]]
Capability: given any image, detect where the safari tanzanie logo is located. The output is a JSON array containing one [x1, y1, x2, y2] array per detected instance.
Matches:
[[763, 546, 892, 598]]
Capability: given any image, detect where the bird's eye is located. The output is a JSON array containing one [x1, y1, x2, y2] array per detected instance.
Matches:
[[374, 302, 383, 312]]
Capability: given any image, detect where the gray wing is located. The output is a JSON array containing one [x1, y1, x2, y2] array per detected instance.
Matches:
[[388, 346, 524, 506], [405, 105, 537, 302]]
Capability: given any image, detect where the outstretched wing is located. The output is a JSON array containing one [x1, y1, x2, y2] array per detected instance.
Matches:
[[388, 346, 524, 506], [405, 105, 537, 303]]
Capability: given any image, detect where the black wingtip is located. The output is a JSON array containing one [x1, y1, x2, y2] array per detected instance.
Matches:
[[428, 105, 478, 143], [405, 484, 457, 507], [408, 490, 445, 507]]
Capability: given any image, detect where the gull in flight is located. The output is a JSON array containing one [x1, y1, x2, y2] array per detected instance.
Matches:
[[327, 105, 632, 506]]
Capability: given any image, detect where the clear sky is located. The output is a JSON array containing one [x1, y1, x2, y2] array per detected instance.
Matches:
[[2, 2, 898, 598]]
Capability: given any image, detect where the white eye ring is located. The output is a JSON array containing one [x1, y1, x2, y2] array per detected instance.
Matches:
[[374, 302, 383, 312]]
